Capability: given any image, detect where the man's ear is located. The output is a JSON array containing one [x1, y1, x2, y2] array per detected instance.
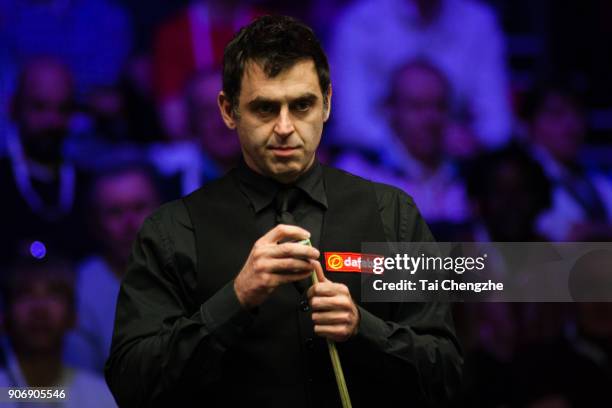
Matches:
[[218, 91, 237, 129], [323, 85, 332, 122]]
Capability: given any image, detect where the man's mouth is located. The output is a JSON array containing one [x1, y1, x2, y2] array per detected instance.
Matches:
[[269, 146, 300, 157]]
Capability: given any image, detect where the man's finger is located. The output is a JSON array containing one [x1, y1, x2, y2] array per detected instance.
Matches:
[[268, 258, 315, 274], [311, 259, 327, 283], [309, 295, 348, 311], [267, 242, 320, 260], [307, 281, 340, 298], [262, 224, 310, 244], [312, 311, 353, 325]]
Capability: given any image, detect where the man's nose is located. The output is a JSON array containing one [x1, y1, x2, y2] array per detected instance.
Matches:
[[273, 106, 295, 138]]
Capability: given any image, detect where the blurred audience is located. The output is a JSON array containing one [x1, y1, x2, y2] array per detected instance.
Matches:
[[149, 70, 242, 196], [454, 302, 519, 408], [0, 256, 116, 407], [0, 0, 132, 100], [335, 60, 470, 224], [513, 301, 612, 407], [464, 145, 551, 242], [2, 2, 612, 407], [65, 165, 160, 373], [153, 0, 261, 139], [185, 69, 242, 173], [330, 0, 512, 159], [0, 58, 92, 266], [523, 86, 612, 241], [63, 54, 164, 172]]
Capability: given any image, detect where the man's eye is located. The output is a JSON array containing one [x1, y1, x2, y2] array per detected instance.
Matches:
[[257, 104, 275, 114], [293, 101, 312, 112]]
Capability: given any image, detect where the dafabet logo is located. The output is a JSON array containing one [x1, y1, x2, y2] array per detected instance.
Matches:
[[324, 252, 381, 273]]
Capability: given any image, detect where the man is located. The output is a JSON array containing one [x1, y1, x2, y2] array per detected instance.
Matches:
[[105, 16, 462, 407], [186, 69, 242, 173], [65, 165, 160, 373], [464, 145, 552, 242], [148, 70, 243, 197], [0, 57, 91, 266], [330, 0, 511, 157], [336, 60, 470, 224], [0, 256, 116, 408], [523, 86, 612, 241], [152, 0, 262, 140]]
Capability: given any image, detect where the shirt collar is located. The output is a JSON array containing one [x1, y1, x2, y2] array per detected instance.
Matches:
[[235, 157, 328, 213]]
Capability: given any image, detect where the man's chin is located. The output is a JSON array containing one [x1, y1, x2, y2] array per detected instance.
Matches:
[[267, 161, 306, 183]]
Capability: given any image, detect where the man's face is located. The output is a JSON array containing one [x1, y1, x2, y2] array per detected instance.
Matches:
[[532, 93, 585, 164], [8, 278, 73, 355], [14, 63, 73, 163], [390, 66, 448, 164], [94, 171, 159, 265], [219, 60, 331, 183]]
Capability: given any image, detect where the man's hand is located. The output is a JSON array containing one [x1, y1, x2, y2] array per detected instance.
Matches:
[[234, 224, 320, 309], [307, 260, 360, 342]]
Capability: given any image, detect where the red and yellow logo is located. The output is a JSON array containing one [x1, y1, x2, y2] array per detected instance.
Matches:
[[324, 252, 381, 273]]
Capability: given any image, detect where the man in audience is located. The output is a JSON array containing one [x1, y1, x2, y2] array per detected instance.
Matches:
[[186, 70, 243, 173], [330, 0, 511, 157], [65, 165, 160, 373], [149, 70, 243, 197], [152, 0, 261, 140], [514, 297, 612, 407], [524, 85, 612, 241], [0, 58, 91, 267], [0, 255, 116, 407], [464, 145, 552, 242], [336, 60, 470, 224]]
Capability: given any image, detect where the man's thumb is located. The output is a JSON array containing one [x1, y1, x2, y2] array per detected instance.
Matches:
[[312, 260, 327, 283]]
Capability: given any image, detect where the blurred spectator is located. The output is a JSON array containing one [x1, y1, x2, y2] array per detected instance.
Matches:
[[153, 0, 261, 139], [65, 165, 159, 373], [513, 301, 612, 407], [465, 145, 551, 241], [63, 54, 163, 172], [336, 60, 470, 224], [120, 53, 165, 143], [0, 58, 92, 266], [0, 256, 116, 407], [0, 0, 132, 99], [454, 303, 518, 408], [523, 86, 612, 241], [185, 70, 242, 172], [330, 0, 511, 159], [149, 70, 241, 196]]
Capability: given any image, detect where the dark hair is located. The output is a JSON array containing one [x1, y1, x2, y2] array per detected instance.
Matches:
[[222, 15, 330, 111]]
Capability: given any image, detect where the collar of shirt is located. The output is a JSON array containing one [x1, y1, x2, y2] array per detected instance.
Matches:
[[235, 157, 328, 213]]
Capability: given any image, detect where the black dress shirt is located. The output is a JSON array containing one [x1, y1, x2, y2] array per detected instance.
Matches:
[[105, 159, 463, 407]]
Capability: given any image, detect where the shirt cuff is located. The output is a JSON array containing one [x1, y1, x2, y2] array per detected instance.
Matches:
[[353, 305, 391, 349], [200, 280, 257, 348]]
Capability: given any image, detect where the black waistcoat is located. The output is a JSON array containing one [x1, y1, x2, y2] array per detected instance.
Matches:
[[182, 165, 396, 408]]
